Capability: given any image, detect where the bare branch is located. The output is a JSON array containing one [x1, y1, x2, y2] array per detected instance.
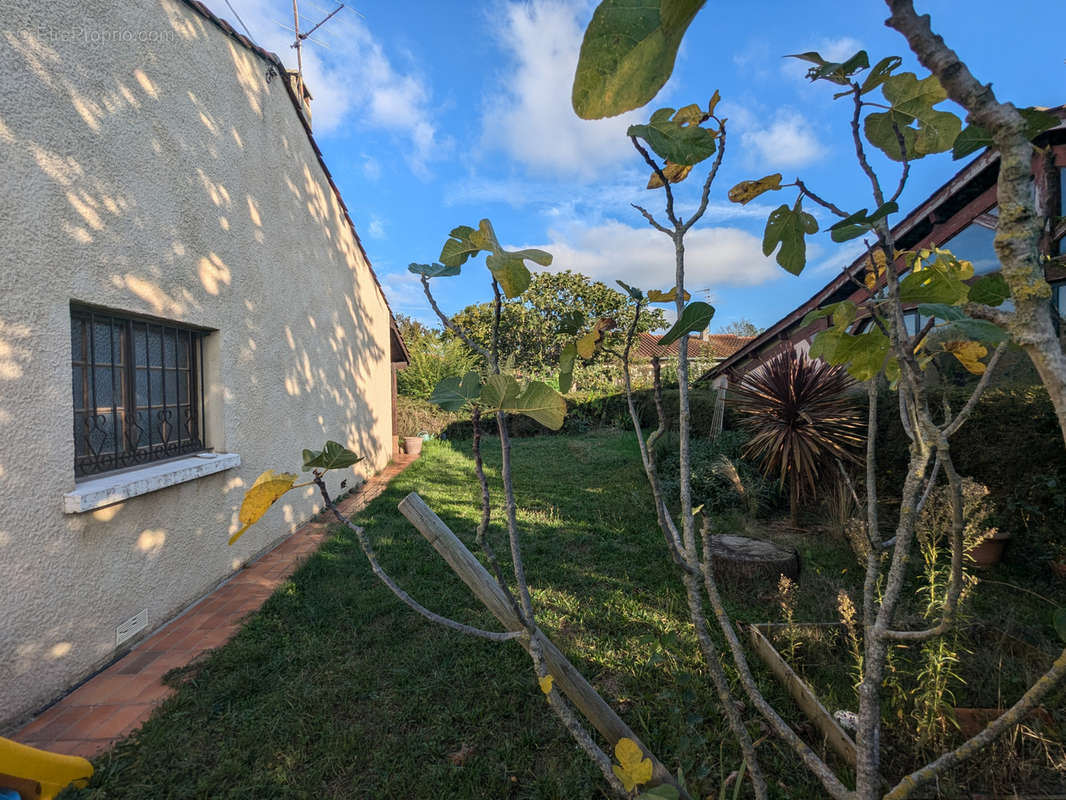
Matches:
[[471, 407, 524, 621], [314, 477, 521, 642], [698, 519, 852, 800], [630, 136, 679, 227], [683, 121, 727, 233], [631, 202, 672, 235], [793, 179, 851, 218], [849, 84, 886, 207], [420, 275, 491, 361], [942, 341, 1008, 437]]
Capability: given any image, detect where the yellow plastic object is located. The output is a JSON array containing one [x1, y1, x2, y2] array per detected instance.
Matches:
[[0, 737, 93, 800]]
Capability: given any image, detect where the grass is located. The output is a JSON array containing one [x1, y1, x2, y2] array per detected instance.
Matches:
[[63, 432, 1064, 799]]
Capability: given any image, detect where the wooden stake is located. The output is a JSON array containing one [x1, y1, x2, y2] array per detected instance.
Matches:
[[398, 491, 683, 794]]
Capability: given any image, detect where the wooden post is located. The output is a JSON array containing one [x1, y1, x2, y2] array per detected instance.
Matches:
[[398, 492, 683, 795], [748, 624, 857, 766]]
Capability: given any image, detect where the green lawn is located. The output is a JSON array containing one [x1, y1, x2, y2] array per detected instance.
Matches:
[[64, 432, 1062, 799]]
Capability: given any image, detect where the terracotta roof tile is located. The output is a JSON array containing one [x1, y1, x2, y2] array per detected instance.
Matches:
[[634, 332, 753, 361]]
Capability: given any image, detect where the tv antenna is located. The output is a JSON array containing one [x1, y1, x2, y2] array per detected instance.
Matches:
[[285, 1, 346, 103]]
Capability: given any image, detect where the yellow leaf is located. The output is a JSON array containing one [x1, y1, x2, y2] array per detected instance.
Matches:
[[728, 173, 783, 205], [707, 89, 721, 119], [575, 317, 617, 359], [647, 161, 693, 189], [864, 248, 888, 290], [647, 287, 691, 303], [673, 103, 705, 126], [943, 340, 988, 375], [612, 737, 652, 792], [538, 674, 554, 695], [229, 470, 298, 545]]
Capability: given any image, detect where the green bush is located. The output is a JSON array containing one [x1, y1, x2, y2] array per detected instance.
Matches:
[[656, 430, 784, 517], [873, 384, 1066, 561], [395, 395, 462, 438], [397, 335, 480, 400]]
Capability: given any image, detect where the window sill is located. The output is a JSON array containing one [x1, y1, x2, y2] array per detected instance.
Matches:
[[64, 453, 241, 514]]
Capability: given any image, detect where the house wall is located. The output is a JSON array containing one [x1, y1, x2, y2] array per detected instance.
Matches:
[[0, 0, 393, 726]]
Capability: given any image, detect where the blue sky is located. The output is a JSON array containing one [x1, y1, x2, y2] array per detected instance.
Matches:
[[216, 0, 1064, 332]]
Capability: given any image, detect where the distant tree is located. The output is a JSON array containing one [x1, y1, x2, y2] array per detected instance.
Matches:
[[393, 313, 435, 346], [449, 270, 666, 372], [394, 314, 479, 400], [716, 317, 762, 337]]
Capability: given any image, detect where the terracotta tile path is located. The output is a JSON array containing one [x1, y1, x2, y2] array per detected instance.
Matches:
[[11, 454, 418, 759]]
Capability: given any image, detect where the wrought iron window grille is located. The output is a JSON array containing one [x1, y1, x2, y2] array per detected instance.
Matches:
[[71, 305, 209, 478]]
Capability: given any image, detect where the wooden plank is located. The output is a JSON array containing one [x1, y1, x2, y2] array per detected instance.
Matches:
[[398, 492, 681, 794], [747, 624, 857, 766]]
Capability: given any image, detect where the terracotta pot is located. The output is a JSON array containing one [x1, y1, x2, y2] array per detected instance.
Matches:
[[403, 436, 423, 457], [969, 531, 1010, 568], [954, 706, 1052, 739]]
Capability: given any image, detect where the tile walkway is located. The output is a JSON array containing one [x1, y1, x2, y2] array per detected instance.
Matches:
[[11, 454, 418, 759]]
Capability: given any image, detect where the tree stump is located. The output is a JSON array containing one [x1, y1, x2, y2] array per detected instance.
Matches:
[[709, 535, 799, 584]]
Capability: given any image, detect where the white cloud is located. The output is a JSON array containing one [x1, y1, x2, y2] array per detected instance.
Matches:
[[361, 154, 382, 181], [367, 215, 385, 239], [740, 109, 825, 169], [482, 0, 646, 179], [218, 0, 443, 173], [528, 220, 781, 292]]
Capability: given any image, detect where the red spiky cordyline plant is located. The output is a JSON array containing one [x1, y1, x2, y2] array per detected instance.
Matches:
[[732, 349, 865, 527]]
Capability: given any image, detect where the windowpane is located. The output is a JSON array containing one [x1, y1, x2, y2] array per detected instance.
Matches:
[[148, 327, 162, 367], [72, 366, 84, 409], [92, 320, 112, 363], [133, 323, 147, 367], [164, 370, 178, 406], [72, 307, 206, 477], [71, 319, 85, 362], [93, 366, 115, 408], [135, 369, 148, 406], [149, 370, 163, 405], [944, 222, 999, 275], [164, 329, 176, 366]]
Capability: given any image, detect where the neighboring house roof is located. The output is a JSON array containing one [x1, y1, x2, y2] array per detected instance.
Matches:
[[697, 111, 1066, 384], [634, 332, 753, 361], [181, 1, 402, 338]]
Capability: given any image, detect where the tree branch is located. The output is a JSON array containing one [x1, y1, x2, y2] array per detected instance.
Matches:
[[793, 179, 851, 219], [683, 122, 727, 233], [630, 136, 679, 227], [882, 645, 1066, 799], [421, 275, 491, 362], [313, 477, 521, 642], [631, 203, 672, 235]]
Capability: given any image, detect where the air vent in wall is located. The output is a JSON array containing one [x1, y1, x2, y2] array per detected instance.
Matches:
[[116, 608, 149, 646]]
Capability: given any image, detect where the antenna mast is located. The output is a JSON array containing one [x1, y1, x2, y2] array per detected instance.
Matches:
[[289, 1, 345, 104]]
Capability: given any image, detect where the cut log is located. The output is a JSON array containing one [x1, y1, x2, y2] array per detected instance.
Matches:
[[710, 534, 799, 583]]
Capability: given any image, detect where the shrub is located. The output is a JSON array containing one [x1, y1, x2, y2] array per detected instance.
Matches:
[[656, 430, 783, 517], [732, 350, 865, 525], [395, 395, 462, 438], [397, 335, 480, 400]]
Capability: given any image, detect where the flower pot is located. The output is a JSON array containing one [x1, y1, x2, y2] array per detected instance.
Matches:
[[403, 436, 423, 457], [970, 530, 1010, 568]]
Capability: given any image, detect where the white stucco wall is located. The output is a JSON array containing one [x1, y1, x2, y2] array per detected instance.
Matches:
[[0, 0, 394, 727]]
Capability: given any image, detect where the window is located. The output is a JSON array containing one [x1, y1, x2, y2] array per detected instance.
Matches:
[[71, 305, 207, 478], [943, 211, 999, 275]]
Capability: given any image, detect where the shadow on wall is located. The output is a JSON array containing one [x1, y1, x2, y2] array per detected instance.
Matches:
[[0, 0, 389, 711]]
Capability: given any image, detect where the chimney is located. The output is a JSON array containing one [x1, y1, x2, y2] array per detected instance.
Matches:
[[286, 71, 313, 128]]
